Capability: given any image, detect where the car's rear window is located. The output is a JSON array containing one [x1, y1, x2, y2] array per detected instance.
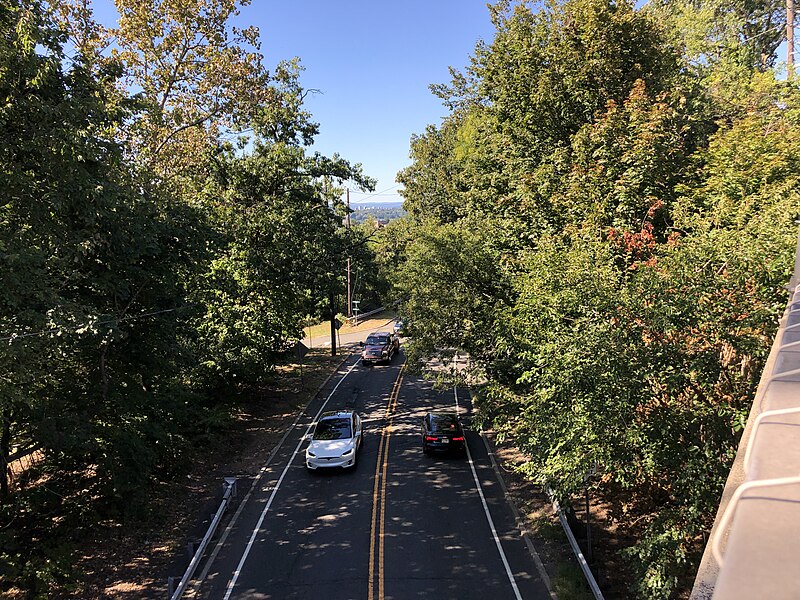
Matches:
[[428, 414, 459, 433], [314, 418, 352, 440]]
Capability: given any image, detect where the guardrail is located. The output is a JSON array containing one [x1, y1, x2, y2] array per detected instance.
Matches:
[[347, 306, 385, 324], [168, 477, 238, 599], [701, 282, 800, 599], [551, 494, 605, 599]]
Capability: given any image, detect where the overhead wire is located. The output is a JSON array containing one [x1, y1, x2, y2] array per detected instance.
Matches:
[[346, 184, 402, 203]]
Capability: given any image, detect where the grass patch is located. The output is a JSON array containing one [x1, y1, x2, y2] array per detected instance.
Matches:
[[553, 562, 595, 600], [304, 320, 336, 340], [303, 311, 398, 341], [529, 515, 565, 542]]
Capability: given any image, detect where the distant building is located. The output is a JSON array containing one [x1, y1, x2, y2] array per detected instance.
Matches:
[[348, 204, 407, 227]]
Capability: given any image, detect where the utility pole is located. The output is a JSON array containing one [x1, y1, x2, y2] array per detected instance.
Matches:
[[329, 288, 337, 356], [790, 0, 796, 78], [346, 188, 352, 317]]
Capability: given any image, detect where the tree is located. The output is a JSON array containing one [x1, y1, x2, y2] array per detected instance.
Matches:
[[107, 0, 273, 182], [394, 0, 800, 597], [1, 1, 382, 594], [648, 0, 786, 72], [191, 137, 373, 387], [0, 0, 201, 532]]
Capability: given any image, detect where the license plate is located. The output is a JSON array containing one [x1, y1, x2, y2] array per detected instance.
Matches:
[[439, 438, 449, 444]]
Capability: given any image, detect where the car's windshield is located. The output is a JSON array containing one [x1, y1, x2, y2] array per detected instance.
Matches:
[[313, 418, 352, 440], [429, 415, 459, 433], [365, 334, 387, 345]]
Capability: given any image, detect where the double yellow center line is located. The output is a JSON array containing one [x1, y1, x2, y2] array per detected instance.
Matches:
[[368, 362, 406, 600]]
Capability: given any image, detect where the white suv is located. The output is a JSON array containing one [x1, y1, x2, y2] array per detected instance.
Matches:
[[305, 411, 363, 471]]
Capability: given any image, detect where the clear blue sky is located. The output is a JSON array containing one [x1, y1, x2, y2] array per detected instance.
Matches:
[[91, 1, 498, 205], [245, 1, 497, 204]]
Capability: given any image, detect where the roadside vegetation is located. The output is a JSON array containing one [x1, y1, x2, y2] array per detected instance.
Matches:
[[378, 0, 800, 598], [2, 1, 799, 599], [0, 0, 385, 595]]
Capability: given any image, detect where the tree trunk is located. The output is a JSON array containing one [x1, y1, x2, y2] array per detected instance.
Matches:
[[790, 0, 795, 78], [1, 408, 11, 500]]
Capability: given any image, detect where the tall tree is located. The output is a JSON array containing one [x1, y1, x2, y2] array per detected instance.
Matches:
[[0, 0, 202, 515], [108, 0, 273, 182], [395, 1, 800, 597], [192, 135, 373, 387], [648, 0, 786, 72]]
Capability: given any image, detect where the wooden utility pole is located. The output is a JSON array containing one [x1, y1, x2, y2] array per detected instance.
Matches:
[[329, 288, 337, 356], [790, 0, 796, 78]]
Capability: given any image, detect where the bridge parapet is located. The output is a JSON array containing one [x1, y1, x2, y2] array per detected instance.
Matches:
[[693, 283, 800, 599]]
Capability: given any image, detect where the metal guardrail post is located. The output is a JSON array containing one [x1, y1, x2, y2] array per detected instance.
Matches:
[[551, 492, 605, 599], [169, 477, 237, 600]]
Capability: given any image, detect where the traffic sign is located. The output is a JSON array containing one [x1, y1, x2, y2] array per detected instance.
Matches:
[[294, 341, 309, 360]]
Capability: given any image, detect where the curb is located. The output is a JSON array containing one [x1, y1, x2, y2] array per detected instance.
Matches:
[[478, 426, 559, 600]]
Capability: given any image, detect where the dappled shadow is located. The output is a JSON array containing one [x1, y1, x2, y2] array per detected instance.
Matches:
[[220, 374, 521, 599]]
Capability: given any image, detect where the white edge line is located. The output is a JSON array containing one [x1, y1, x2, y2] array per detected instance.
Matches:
[[479, 431, 558, 599], [455, 387, 523, 600], [191, 413, 299, 591], [192, 354, 354, 591], [196, 352, 357, 589], [222, 358, 361, 600]]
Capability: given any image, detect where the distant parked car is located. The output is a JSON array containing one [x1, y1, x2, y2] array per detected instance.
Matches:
[[360, 331, 399, 365], [305, 411, 363, 471], [421, 412, 466, 455], [393, 319, 405, 334]]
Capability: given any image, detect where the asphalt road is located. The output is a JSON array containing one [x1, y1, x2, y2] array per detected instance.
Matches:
[[193, 347, 553, 600]]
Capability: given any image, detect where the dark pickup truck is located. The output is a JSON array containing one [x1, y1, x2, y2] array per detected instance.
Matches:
[[360, 331, 400, 365]]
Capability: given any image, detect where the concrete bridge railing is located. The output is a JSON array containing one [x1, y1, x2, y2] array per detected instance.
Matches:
[[691, 231, 800, 600]]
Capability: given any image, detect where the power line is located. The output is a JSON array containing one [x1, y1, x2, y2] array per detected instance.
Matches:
[[345, 184, 402, 202], [349, 193, 400, 197]]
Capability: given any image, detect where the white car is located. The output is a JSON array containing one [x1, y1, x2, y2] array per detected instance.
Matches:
[[305, 411, 363, 471]]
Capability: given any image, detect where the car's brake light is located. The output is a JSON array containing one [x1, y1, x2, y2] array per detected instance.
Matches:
[[425, 436, 437, 441], [452, 436, 464, 441]]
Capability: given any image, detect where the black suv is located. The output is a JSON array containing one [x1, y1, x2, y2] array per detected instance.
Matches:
[[421, 412, 466, 455]]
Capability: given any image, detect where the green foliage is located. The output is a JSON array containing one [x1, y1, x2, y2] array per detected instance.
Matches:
[[0, 1, 381, 594], [648, 0, 786, 73], [398, 121, 467, 224], [394, 1, 800, 597], [189, 122, 372, 388], [391, 218, 510, 371], [553, 562, 595, 600], [348, 205, 407, 226]]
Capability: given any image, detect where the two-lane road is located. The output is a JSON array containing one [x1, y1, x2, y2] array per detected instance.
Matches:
[[194, 349, 553, 599]]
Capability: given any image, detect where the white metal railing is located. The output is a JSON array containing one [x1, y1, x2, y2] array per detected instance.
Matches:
[[711, 476, 800, 568], [168, 477, 237, 599], [551, 494, 605, 599], [701, 282, 800, 599]]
